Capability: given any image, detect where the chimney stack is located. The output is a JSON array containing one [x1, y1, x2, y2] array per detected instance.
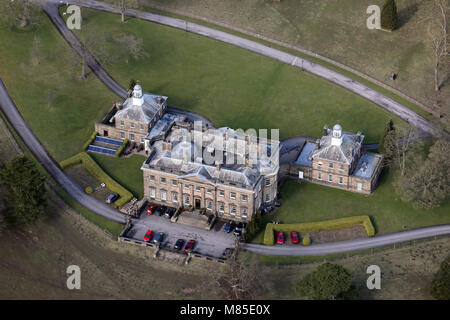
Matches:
[[216, 161, 221, 171], [323, 125, 329, 136], [356, 131, 361, 143], [315, 139, 320, 150]]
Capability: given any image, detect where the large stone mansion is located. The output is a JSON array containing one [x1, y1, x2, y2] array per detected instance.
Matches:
[[92, 85, 383, 222]]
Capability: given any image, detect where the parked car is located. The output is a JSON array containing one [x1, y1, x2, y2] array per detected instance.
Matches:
[[234, 222, 245, 236], [164, 207, 176, 219], [146, 205, 156, 215], [152, 232, 164, 244], [174, 239, 185, 250], [290, 231, 300, 244], [143, 229, 154, 242], [276, 232, 284, 244], [105, 193, 119, 204], [224, 221, 235, 233], [155, 206, 166, 216], [184, 239, 196, 253]]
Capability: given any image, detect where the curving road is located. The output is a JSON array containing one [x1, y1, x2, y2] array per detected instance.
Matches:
[[242, 224, 450, 256], [39, 0, 446, 139], [0, 78, 126, 224], [1, 0, 446, 256]]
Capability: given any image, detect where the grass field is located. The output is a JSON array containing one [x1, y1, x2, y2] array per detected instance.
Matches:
[[88, 153, 146, 199], [252, 172, 450, 243], [0, 13, 117, 162], [73, 8, 404, 144], [144, 0, 450, 114]]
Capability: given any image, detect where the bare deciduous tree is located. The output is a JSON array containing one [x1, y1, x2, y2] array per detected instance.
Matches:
[[434, 0, 449, 56], [111, 0, 140, 22], [0, 0, 41, 28], [112, 32, 148, 63], [208, 245, 266, 300], [431, 34, 446, 92], [382, 124, 421, 176]]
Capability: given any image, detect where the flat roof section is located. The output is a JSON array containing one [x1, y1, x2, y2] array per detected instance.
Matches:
[[295, 142, 316, 167], [352, 152, 382, 179]]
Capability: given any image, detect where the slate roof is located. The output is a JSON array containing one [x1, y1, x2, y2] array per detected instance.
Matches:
[[112, 93, 167, 124], [310, 130, 364, 165], [142, 125, 279, 188]]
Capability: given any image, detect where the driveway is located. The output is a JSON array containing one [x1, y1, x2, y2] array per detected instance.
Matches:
[[126, 210, 236, 258]]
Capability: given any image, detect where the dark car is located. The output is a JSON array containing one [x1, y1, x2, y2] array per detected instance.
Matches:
[[105, 193, 119, 204], [155, 206, 166, 216], [234, 222, 245, 236], [224, 221, 235, 233], [152, 232, 164, 244], [143, 229, 154, 242], [164, 207, 176, 219], [184, 239, 196, 253], [174, 239, 185, 250]]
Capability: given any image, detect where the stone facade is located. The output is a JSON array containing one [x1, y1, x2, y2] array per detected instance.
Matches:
[[141, 124, 279, 223], [94, 85, 167, 144], [293, 124, 383, 194]]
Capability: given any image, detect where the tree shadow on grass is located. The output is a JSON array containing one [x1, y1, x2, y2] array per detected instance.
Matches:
[[397, 1, 419, 29]]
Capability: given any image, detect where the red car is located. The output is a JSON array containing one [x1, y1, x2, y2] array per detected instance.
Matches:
[[146, 205, 156, 215], [184, 239, 196, 253], [276, 232, 284, 244], [143, 229, 154, 242], [290, 232, 300, 244]]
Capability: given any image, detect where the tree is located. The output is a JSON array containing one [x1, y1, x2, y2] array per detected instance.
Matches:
[[104, 0, 139, 22], [434, 0, 449, 56], [68, 30, 113, 79], [0, 156, 47, 225], [112, 32, 148, 64], [209, 245, 266, 300], [394, 139, 450, 208], [382, 124, 421, 176], [430, 255, 450, 300], [381, 0, 398, 31], [378, 119, 394, 156], [296, 263, 356, 300], [430, 32, 446, 92], [0, 0, 42, 28]]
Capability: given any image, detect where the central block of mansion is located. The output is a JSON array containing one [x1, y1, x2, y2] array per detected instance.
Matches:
[[93, 85, 384, 222], [141, 123, 280, 223]]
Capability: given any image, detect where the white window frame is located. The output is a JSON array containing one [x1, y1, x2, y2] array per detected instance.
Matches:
[[172, 180, 177, 186], [339, 177, 343, 184], [230, 205, 236, 216], [160, 177, 166, 185], [328, 174, 332, 182], [150, 187, 156, 199], [241, 194, 248, 202], [172, 192, 178, 203], [230, 192, 236, 200], [218, 202, 224, 213], [161, 190, 167, 201], [219, 190, 225, 197]]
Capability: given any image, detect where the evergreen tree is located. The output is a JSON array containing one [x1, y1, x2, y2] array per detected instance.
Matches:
[[430, 255, 450, 300], [381, 0, 398, 31], [379, 119, 394, 155], [296, 263, 356, 299], [0, 156, 47, 225]]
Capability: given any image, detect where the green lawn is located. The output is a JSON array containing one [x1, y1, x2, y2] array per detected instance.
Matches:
[[145, 0, 449, 115], [252, 172, 450, 243], [88, 153, 146, 199], [0, 13, 117, 162], [73, 8, 404, 144]]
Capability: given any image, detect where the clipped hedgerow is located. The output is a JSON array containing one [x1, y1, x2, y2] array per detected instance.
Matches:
[[59, 152, 133, 208], [115, 139, 129, 158], [302, 235, 311, 246], [263, 216, 375, 245], [82, 130, 97, 151]]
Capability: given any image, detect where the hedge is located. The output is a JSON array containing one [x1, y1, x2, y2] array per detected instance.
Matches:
[[82, 130, 97, 151], [59, 152, 133, 208], [263, 215, 375, 245], [302, 235, 311, 246], [115, 138, 128, 158]]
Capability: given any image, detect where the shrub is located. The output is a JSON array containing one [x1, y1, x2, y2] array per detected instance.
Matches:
[[82, 130, 97, 151], [302, 235, 311, 246], [85, 186, 93, 194], [381, 0, 398, 31], [263, 216, 375, 245], [115, 138, 129, 158], [430, 255, 450, 300], [59, 152, 133, 208]]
